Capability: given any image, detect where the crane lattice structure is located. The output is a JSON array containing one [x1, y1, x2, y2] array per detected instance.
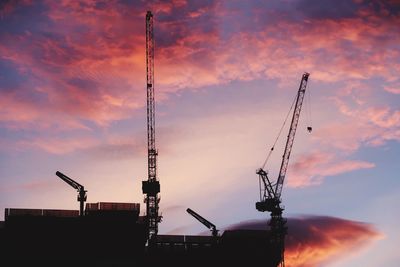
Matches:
[[256, 72, 310, 267], [142, 11, 161, 242]]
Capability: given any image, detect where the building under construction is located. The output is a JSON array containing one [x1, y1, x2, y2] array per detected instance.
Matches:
[[0, 204, 282, 266], [0, 11, 312, 267]]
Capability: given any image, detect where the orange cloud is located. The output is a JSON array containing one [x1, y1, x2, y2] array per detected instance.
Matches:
[[285, 216, 382, 267], [0, 1, 148, 129], [226, 216, 382, 267]]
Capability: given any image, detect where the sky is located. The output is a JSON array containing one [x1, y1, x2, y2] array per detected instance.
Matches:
[[0, 0, 399, 266]]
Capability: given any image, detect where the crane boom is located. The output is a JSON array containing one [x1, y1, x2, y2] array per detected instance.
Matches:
[[56, 171, 87, 216], [275, 72, 309, 199], [186, 208, 218, 237], [142, 10, 161, 241], [56, 171, 84, 190]]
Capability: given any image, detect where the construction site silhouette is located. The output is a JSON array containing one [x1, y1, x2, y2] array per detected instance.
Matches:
[[0, 11, 314, 267]]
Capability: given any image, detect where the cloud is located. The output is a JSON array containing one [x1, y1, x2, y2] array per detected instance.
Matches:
[[294, 0, 361, 20], [0, 0, 399, 186], [0, 0, 32, 19], [287, 151, 375, 187], [0, 178, 58, 194], [366, 107, 400, 128], [321, 97, 400, 149], [1, 0, 399, 132], [0, 89, 92, 131], [19, 179, 58, 192], [18, 136, 99, 154], [0, 0, 147, 130], [84, 140, 146, 160], [384, 85, 400, 94], [226, 215, 382, 267]]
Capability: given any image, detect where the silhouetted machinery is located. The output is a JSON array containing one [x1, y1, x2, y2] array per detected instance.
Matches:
[[142, 10, 161, 242], [186, 208, 219, 238], [56, 171, 87, 216], [256, 72, 310, 267]]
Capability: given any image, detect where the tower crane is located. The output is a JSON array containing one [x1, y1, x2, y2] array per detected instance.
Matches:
[[142, 10, 161, 242], [186, 208, 219, 238], [256, 72, 310, 266], [55, 171, 87, 216]]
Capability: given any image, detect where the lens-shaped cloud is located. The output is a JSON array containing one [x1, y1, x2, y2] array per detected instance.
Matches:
[[226, 215, 382, 267]]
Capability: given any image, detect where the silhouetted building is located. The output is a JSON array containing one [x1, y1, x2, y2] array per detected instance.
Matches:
[[0, 203, 281, 266], [2, 203, 146, 266]]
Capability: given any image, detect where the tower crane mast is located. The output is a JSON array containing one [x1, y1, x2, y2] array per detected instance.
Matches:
[[256, 72, 310, 267], [142, 11, 161, 242]]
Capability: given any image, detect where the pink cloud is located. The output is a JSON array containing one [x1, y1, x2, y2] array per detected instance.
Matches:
[[312, 95, 400, 156], [19, 137, 99, 154], [287, 151, 375, 187], [1, 1, 399, 131], [366, 107, 400, 128], [0, 90, 91, 131], [19, 179, 58, 192], [0, 1, 399, 173], [384, 85, 400, 94], [0, 1, 148, 129], [0, 179, 58, 194], [312, 122, 372, 153], [0, 0, 32, 19]]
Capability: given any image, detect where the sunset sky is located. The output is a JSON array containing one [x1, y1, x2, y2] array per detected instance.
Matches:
[[1, 0, 399, 266]]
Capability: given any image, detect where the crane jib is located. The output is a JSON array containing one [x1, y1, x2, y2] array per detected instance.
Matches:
[[274, 73, 309, 199]]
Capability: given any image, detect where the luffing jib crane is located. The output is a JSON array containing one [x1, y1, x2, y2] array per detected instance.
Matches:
[[256, 72, 310, 267], [256, 72, 310, 213], [56, 171, 87, 216], [186, 208, 219, 238], [142, 10, 161, 242]]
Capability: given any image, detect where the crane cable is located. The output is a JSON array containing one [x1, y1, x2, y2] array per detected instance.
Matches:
[[261, 93, 298, 170]]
